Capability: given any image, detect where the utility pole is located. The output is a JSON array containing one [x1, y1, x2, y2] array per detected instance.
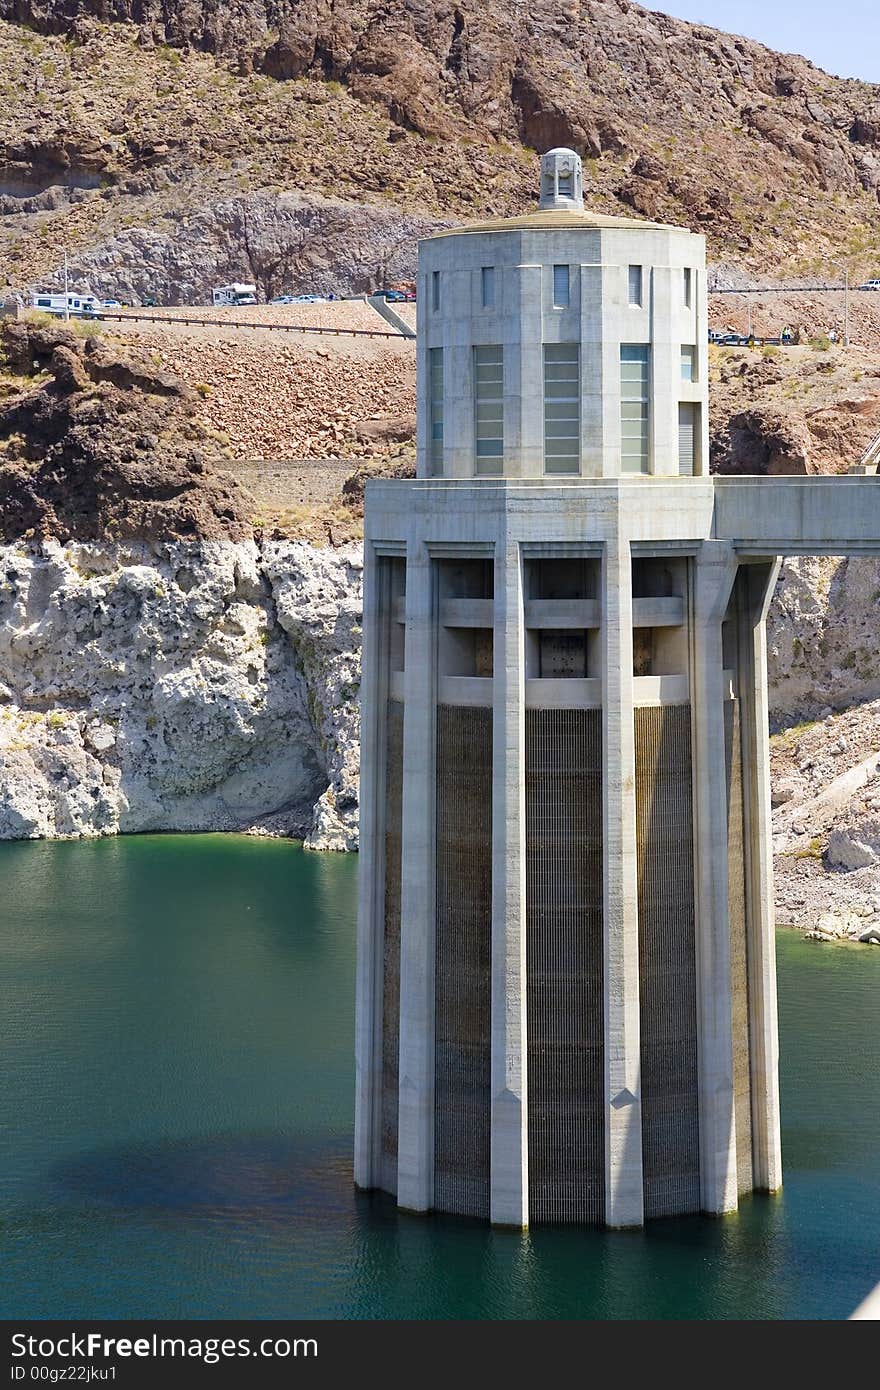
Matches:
[[844, 266, 850, 347], [63, 247, 69, 323]]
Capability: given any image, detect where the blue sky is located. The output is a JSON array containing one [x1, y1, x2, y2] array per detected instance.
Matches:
[[655, 2, 879, 83]]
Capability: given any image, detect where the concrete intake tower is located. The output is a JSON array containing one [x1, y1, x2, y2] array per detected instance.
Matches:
[[353, 149, 880, 1228]]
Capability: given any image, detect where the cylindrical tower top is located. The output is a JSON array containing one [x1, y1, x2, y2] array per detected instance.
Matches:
[[539, 147, 584, 212], [416, 149, 708, 482]]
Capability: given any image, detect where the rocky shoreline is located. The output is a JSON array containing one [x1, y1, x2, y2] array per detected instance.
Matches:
[[0, 537, 361, 851]]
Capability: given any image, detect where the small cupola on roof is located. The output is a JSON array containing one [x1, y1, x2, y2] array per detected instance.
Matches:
[[538, 147, 584, 212]]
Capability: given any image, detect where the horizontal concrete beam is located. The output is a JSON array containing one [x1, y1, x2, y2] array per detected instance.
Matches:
[[525, 599, 601, 629], [440, 599, 495, 628], [438, 675, 494, 706], [712, 477, 880, 554], [632, 596, 684, 627], [369, 477, 880, 561], [525, 677, 601, 708]]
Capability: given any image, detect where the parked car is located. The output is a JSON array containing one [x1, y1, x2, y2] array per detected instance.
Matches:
[[859, 279, 880, 291], [101, 298, 124, 309], [374, 289, 406, 302], [269, 294, 293, 304], [290, 293, 325, 303]]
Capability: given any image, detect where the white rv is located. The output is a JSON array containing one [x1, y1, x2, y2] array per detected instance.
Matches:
[[30, 290, 101, 318], [212, 283, 258, 307]]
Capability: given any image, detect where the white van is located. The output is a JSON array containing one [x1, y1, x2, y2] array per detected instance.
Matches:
[[859, 280, 880, 291], [212, 283, 258, 307], [30, 290, 101, 318]]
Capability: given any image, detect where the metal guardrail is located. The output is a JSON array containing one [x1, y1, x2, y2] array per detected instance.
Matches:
[[95, 311, 404, 340], [709, 284, 868, 294]]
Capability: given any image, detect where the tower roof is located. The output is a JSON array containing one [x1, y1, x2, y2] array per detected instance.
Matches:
[[424, 208, 682, 238], [426, 145, 690, 239]]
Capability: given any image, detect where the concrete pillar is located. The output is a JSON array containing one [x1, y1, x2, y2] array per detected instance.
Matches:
[[694, 269, 710, 476], [739, 560, 783, 1192], [690, 540, 740, 1214], [601, 533, 644, 1227], [447, 269, 473, 478], [600, 266, 624, 477], [580, 263, 604, 476], [514, 265, 544, 479], [354, 545, 389, 1189], [396, 540, 437, 1211], [490, 538, 529, 1226], [650, 266, 677, 475]]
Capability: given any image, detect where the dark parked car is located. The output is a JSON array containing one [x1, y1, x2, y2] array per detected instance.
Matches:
[[374, 289, 407, 302]]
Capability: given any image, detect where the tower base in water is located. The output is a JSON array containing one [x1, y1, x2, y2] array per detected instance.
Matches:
[[354, 477, 783, 1228]]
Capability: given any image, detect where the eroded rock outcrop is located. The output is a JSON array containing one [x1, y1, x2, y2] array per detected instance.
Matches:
[[0, 320, 253, 543], [0, 537, 362, 848]]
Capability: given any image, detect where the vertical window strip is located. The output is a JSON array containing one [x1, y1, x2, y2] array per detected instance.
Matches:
[[678, 402, 698, 476], [429, 347, 444, 476], [681, 345, 697, 382], [628, 264, 643, 306], [481, 266, 495, 309], [552, 264, 570, 308], [544, 344, 580, 475], [620, 344, 650, 475], [474, 345, 503, 475], [683, 267, 693, 307], [432, 270, 441, 312]]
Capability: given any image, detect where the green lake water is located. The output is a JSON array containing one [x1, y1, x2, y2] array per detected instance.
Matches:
[[0, 835, 877, 1320]]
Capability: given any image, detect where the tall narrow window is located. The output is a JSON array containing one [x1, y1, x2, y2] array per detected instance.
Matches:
[[683, 267, 693, 307], [481, 266, 495, 309], [678, 402, 698, 476], [432, 270, 441, 312], [429, 347, 444, 476], [543, 344, 580, 475], [552, 264, 570, 308], [620, 345, 650, 474], [474, 345, 503, 475], [628, 264, 643, 306], [680, 345, 697, 382]]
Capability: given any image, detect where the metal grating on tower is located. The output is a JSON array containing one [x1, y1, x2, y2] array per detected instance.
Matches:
[[526, 708, 605, 1224], [380, 699, 404, 1195], [635, 703, 701, 1218], [433, 704, 492, 1218], [725, 698, 754, 1195]]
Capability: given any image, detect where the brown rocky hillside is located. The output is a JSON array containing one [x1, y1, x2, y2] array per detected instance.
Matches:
[[2, 1, 880, 302]]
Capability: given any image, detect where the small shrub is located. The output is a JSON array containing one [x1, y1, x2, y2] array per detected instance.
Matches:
[[809, 335, 832, 352]]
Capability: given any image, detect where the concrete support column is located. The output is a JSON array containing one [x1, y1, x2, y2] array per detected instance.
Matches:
[[739, 560, 783, 1193], [514, 265, 544, 478], [579, 264, 604, 475], [690, 540, 740, 1214], [650, 266, 677, 475], [354, 545, 389, 1189], [447, 269, 473, 478], [490, 539, 529, 1226], [602, 533, 644, 1228], [396, 540, 437, 1211]]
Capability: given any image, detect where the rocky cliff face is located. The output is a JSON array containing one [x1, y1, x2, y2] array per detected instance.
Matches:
[[0, 536, 361, 849], [2, 1, 880, 298], [770, 556, 880, 720], [67, 190, 444, 307]]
